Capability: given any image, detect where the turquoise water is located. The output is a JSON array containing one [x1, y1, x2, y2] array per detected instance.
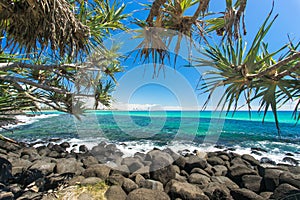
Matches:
[[1, 111, 300, 157]]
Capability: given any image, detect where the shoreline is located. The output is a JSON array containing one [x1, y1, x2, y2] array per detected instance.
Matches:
[[0, 140, 299, 199]]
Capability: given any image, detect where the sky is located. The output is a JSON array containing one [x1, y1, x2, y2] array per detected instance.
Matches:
[[108, 0, 300, 111]]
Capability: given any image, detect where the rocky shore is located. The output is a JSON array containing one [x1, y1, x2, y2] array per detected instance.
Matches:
[[0, 140, 299, 200]]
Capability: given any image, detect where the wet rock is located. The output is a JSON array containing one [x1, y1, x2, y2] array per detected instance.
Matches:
[[241, 175, 263, 193], [0, 157, 12, 185], [150, 165, 176, 185], [230, 188, 264, 200], [260, 157, 276, 165], [251, 147, 267, 153], [59, 142, 70, 149], [122, 178, 138, 193], [105, 185, 127, 200], [283, 157, 299, 166], [82, 164, 111, 179], [165, 180, 209, 200], [184, 155, 207, 172], [188, 173, 211, 186], [251, 150, 262, 156], [127, 188, 170, 200], [79, 145, 88, 153], [271, 183, 300, 200]]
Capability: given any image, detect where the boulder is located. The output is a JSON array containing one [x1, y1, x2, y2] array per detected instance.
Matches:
[[263, 168, 284, 191], [212, 165, 228, 176], [106, 174, 125, 186], [0, 140, 20, 152], [203, 182, 232, 200], [82, 164, 111, 179], [241, 154, 260, 166], [145, 150, 174, 170], [0, 157, 12, 185], [10, 158, 32, 176], [29, 160, 56, 175], [260, 157, 276, 165], [36, 146, 51, 157], [228, 164, 257, 184], [241, 175, 263, 193], [81, 177, 103, 185], [259, 192, 273, 199], [282, 157, 299, 166], [55, 158, 84, 175], [190, 168, 211, 177], [211, 176, 239, 190], [188, 173, 211, 186], [81, 156, 99, 168], [122, 157, 144, 172], [0, 191, 14, 200], [150, 165, 176, 185], [111, 165, 131, 177], [134, 174, 146, 186], [79, 145, 89, 153], [105, 185, 127, 200], [173, 155, 186, 169], [230, 188, 264, 200], [59, 142, 70, 149], [207, 156, 224, 166], [126, 188, 170, 200], [140, 179, 164, 191], [122, 178, 138, 193], [165, 180, 209, 200], [279, 172, 300, 189], [20, 147, 41, 161], [184, 155, 207, 172], [271, 183, 300, 200]]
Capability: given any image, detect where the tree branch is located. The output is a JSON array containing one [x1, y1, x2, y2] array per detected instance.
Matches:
[[275, 62, 300, 79], [0, 62, 76, 71], [247, 52, 300, 79], [0, 76, 69, 94]]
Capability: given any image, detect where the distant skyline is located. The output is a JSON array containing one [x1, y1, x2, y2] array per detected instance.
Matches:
[[109, 0, 300, 111]]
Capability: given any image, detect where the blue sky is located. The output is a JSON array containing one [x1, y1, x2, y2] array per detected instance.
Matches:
[[110, 0, 300, 110]]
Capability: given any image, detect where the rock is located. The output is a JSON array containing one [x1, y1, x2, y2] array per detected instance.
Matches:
[[173, 165, 180, 174], [145, 150, 174, 170], [36, 146, 51, 157], [30, 160, 56, 175], [68, 176, 85, 186], [263, 168, 284, 191], [150, 165, 176, 185], [127, 188, 170, 200], [241, 175, 263, 193], [82, 164, 111, 179], [190, 168, 211, 177], [0, 191, 14, 200], [259, 192, 273, 199], [251, 147, 267, 153], [173, 156, 186, 169], [21, 147, 41, 161], [17, 191, 42, 200], [211, 176, 239, 190], [134, 174, 146, 186], [228, 164, 257, 184], [0, 140, 20, 152], [122, 157, 144, 172], [242, 154, 260, 166], [283, 157, 299, 166], [59, 142, 70, 149], [260, 157, 276, 165], [122, 178, 138, 193], [16, 169, 44, 186], [271, 183, 300, 200], [288, 166, 300, 175], [50, 144, 66, 154], [81, 156, 99, 168], [140, 179, 164, 191], [212, 165, 228, 176], [165, 180, 209, 200], [81, 177, 102, 185], [203, 183, 232, 200], [188, 173, 211, 186], [0, 157, 12, 185], [78, 192, 93, 200], [79, 145, 88, 153], [175, 173, 187, 182], [279, 172, 300, 189], [55, 158, 83, 175], [230, 157, 247, 166], [10, 158, 32, 176], [106, 174, 125, 186], [195, 151, 207, 159], [251, 150, 262, 156], [207, 156, 224, 166], [184, 155, 207, 172], [105, 185, 127, 200], [230, 188, 264, 200], [111, 165, 131, 177]]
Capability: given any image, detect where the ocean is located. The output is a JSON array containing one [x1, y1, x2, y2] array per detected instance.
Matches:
[[1, 110, 299, 164]]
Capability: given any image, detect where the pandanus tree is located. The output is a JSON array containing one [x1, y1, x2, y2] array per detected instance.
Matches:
[[0, 0, 128, 124]]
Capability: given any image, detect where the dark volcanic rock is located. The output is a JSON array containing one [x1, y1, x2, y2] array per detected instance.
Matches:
[[283, 157, 299, 166], [184, 155, 207, 172], [59, 142, 70, 149], [271, 183, 300, 200], [79, 145, 88, 153], [251, 147, 267, 153], [260, 157, 276, 165], [165, 179, 209, 200], [150, 165, 176, 185], [230, 188, 264, 200], [127, 188, 170, 200], [105, 185, 127, 200], [0, 157, 12, 185]]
